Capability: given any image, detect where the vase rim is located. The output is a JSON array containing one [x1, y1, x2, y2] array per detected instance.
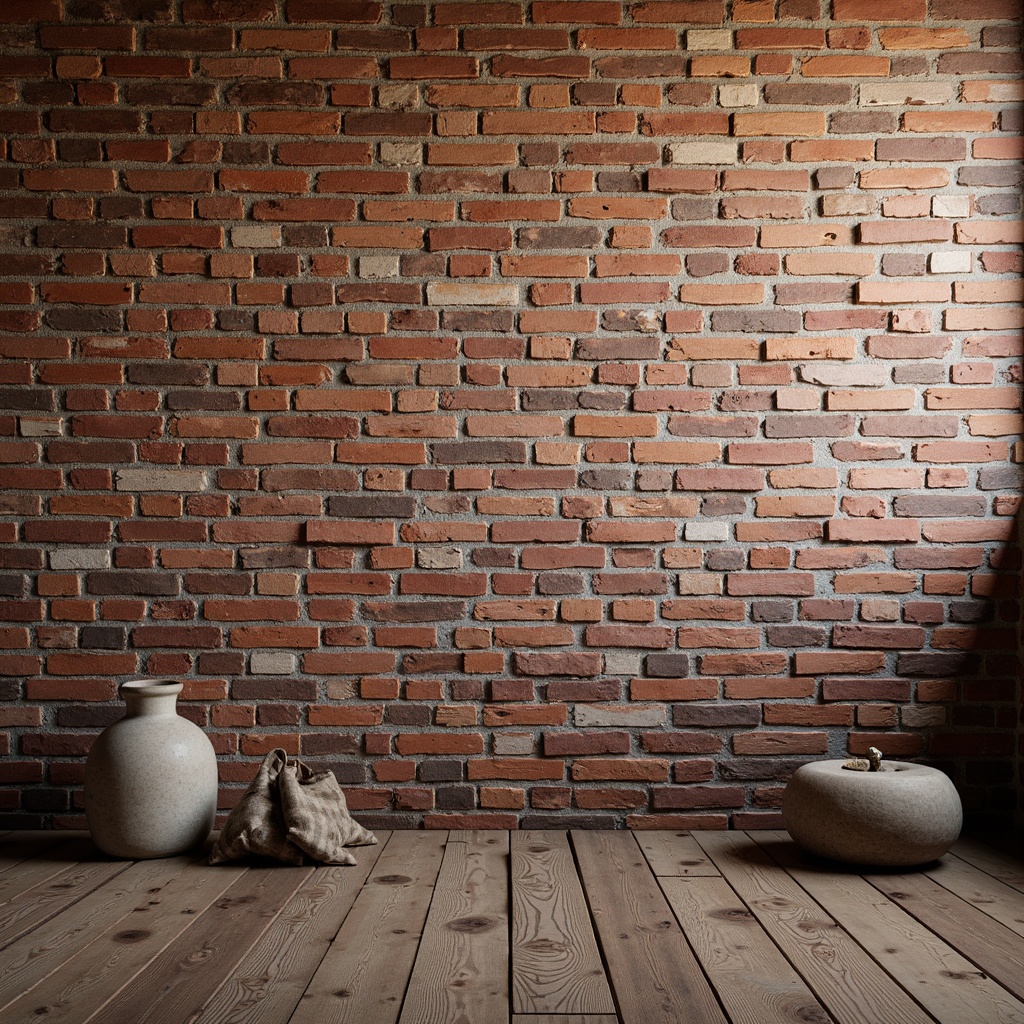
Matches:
[[119, 678, 183, 698]]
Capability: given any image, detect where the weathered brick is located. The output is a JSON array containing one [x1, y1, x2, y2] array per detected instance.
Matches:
[[1, 0, 1019, 828]]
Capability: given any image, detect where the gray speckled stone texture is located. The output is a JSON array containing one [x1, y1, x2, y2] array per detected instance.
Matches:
[[782, 759, 962, 867]]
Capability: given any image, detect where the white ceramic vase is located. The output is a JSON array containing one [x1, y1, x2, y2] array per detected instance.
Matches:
[[84, 679, 218, 859]]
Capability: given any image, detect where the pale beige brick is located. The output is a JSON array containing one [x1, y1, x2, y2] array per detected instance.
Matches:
[[686, 28, 733, 49], [719, 84, 759, 107], [859, 82, 951, 106], [775, 388, 820, 410], [929, 251, 972, 274], [232, 224, 281, 247], [668, 141, 738, 165], [426, 281, 519, 306], [932, 195, 970, 219]]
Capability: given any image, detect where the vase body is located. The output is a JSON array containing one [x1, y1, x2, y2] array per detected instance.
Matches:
[[85, 679, 218, 859], [782, 759, 962, 867]]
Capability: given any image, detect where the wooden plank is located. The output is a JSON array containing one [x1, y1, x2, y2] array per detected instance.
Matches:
[[758, 832, 1024, 1024], [0, 832, 75, 876], [398, 830, 509, 1024], [0, 854, 194, 1013], [0, 837, 96, 905], [692, 831, 933, 1024], [287, 830, 447, 1024], [636, 831, 720, 878], [868, 869, 1024, 1003], [572, 830, 727, 1024], [951, 837, 1024, 893], [511, 830, 615, 1016], [197, 833, 390, 1024], [0, 857, 131, 951], [513, 1017, 619, 1024], [0, 860, 249, 1022], [967, 831, 1024, 861], [94, 864, 314, 1024], [662, 875, 833, 1024], [925, 853, 1024, 938]]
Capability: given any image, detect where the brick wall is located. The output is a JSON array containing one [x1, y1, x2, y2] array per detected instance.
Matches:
[[0, 0, 1021, 831]]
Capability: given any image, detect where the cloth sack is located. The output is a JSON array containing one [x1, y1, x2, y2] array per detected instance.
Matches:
[[210, 748, 377, 866]]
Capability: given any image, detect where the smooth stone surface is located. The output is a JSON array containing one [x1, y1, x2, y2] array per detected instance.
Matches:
[[85, 679, 218, 859], [782, 759, 963, 867]]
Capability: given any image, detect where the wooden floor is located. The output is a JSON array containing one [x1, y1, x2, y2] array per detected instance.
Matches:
[[1, 830, 1023, 1024]]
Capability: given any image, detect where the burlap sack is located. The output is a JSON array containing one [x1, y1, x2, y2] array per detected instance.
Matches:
[[210, 749, 377, 865]]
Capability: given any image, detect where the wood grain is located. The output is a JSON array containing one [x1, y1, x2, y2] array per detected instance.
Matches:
[[0, 859, 249, 1024], [511, 830, 614, 1016], [761, 833, 1024, 1024], [97, 864, 313, 1024], [0, 837, 95, 906], [636, 831, 719, 877], [196, 833, 389, 1024], [0, 829, 1022, 1024], [663, 874, 832, 1024], [513, 1016, 619, 1024], [951, 837, 1024, 893], [398, 830, 509, 1024], [868, 869, 1024, 1002], [573, 830, 726, 1024], [0, 832, 76, 876], [0, 854, 194, 1013], [695, 831, 933, 1024], [926, 853, 1024, 938], [289, 830, 447, 1024], [0, 857, 130, 951]]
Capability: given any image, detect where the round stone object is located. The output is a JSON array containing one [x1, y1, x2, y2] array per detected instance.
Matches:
[[782, 759, 962, 867]]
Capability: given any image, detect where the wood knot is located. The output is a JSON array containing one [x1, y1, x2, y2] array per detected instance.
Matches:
[[446, 915, 497, 933]]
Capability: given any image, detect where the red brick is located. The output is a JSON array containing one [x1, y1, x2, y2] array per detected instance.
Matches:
[[736, 28, 825, 49], [24, 169, 117, 193], [851, 733, 925, 758], [467, 757, 564, 781], [832, 0, 925, 18], [533, 0, 621, 20], [725, 574, 815, 597], [481, 110, 594, 135], [1, 0, 60, 22], [277, 145, 371, 169], [41, 283, 132, 306], [286, 0, 382, 21], [662, 226, 758, 249], [133, 225, 224, 249], [802, 55, 890, 77], [41, 25, 136, 49], [572, 759, 669, 782], [647, 168, 717, 193], [859, 220, 952, 245], [390, 56, 479, 79], [462, 200, 562, 222], [652, 786, 745, 811], [2, 0, 1019, 829], [239, 28, 330, 50], [218, 169, 310, 193], [690, 55, 750, 77], [733, 732, 828, 755]]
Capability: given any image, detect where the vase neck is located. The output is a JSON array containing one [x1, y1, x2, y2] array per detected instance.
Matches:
[[120, 679, 182, 717]]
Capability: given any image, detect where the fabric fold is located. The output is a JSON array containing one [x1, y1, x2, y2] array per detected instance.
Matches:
[[210, 748, 377, 866]]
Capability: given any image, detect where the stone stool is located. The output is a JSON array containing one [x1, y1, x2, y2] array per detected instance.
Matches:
[[782, 748, 963, 867]]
